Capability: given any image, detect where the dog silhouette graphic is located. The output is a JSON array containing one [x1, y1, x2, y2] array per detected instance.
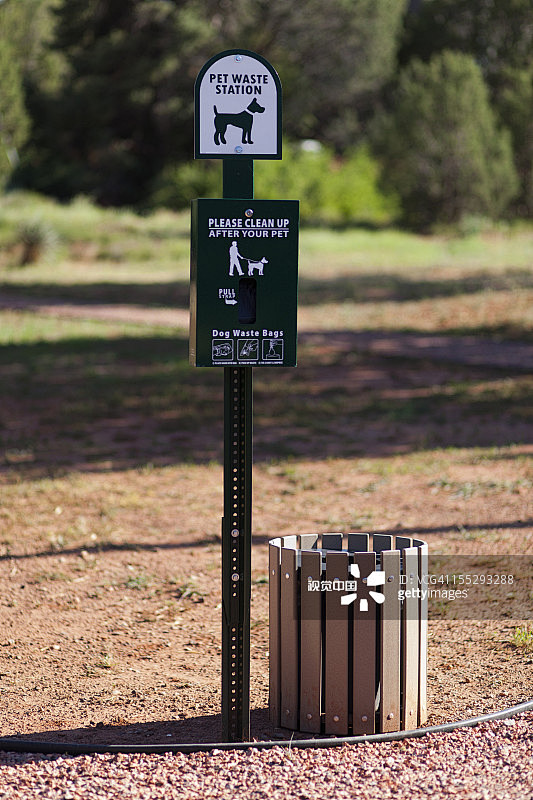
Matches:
[[247, 257, 268, 276], [213, 98, 265, 145]]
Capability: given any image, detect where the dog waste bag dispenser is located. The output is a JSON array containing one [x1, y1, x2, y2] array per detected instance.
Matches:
[[190, 198, 299, 367]]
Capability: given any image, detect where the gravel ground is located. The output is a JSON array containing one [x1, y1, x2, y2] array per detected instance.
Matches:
[[0, 712, 531, 799]]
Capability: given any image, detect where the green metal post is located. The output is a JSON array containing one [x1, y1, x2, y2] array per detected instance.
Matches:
[[222, 159, 253, 742]]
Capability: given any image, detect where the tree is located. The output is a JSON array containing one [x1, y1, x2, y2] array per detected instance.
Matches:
[[401, 0, 533, 214], [0, 32, 30, 188], [373, 51, 518, 228], [201, 0, 407, 151], [0, 0, 61, 86], [401, 0, 533, 82], [19, 0, 407, 204], [496, 65, 533, 215], [22, 0, 211, 205]]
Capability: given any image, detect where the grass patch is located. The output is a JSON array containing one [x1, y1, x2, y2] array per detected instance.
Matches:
[[169, 579, 205, 603], [511, 626, 533, 651], [299, 226, 533, 273], [124, 574, 152, 591], [0, 310, 169, 345], [429, 478, 533, 498]]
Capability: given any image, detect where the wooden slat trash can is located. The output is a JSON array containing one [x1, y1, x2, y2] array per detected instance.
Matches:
[[269, 533, 428, 735]]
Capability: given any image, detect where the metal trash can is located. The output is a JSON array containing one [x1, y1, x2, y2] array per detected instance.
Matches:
[[269, 533, 428, 736]]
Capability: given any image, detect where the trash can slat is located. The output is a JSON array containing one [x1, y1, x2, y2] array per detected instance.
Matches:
[[417, 542, 429, 725], [348, 533, 369, 552], [283, 535, 298, 549], [402, 547, 420, 729], [322, 533, 343, 551], [300, 534, 319, 550], [268, 539, 281, 727], [280, 547, 299, 730], [352, 552, 376, 735], [268, 541, 281, 726], [324, 552, 350, 735], [380, 550, 401, 732], [373, 534, 392, 554], [300, 550, 322, 733], [395, 536, 412, 551]]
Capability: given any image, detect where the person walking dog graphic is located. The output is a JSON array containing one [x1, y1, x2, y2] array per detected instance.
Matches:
[[229, 241, 244, 276]]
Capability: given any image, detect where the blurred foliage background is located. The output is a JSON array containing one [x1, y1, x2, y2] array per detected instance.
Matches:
[[0, 0, 532, 229]]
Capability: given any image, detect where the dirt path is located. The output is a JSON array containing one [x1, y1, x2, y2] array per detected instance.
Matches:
[[2, 292, 533, 369]]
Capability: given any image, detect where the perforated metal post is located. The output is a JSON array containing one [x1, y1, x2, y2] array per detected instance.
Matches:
[[221, 160, 253, 742]]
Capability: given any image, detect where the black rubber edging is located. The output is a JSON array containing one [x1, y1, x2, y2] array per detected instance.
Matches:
[[0, 699, 531, 756]]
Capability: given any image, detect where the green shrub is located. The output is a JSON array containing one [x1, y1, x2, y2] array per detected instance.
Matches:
[[147, 161, 222, 211], [372, 51, 519, 229], [255, 142, 399, 226], [16, 217, 58, 265], [150, 142, 399, 227]]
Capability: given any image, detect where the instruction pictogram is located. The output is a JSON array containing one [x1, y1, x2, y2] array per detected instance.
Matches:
[[262, 338, 283, 360], [228, 241, 269, 278], [212, 339, 234, 361], [238, 339, 259, 360]]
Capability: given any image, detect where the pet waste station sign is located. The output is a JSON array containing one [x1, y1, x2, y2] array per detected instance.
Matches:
[[195, 50, 282, 159], [190, 198, 299, 367]]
